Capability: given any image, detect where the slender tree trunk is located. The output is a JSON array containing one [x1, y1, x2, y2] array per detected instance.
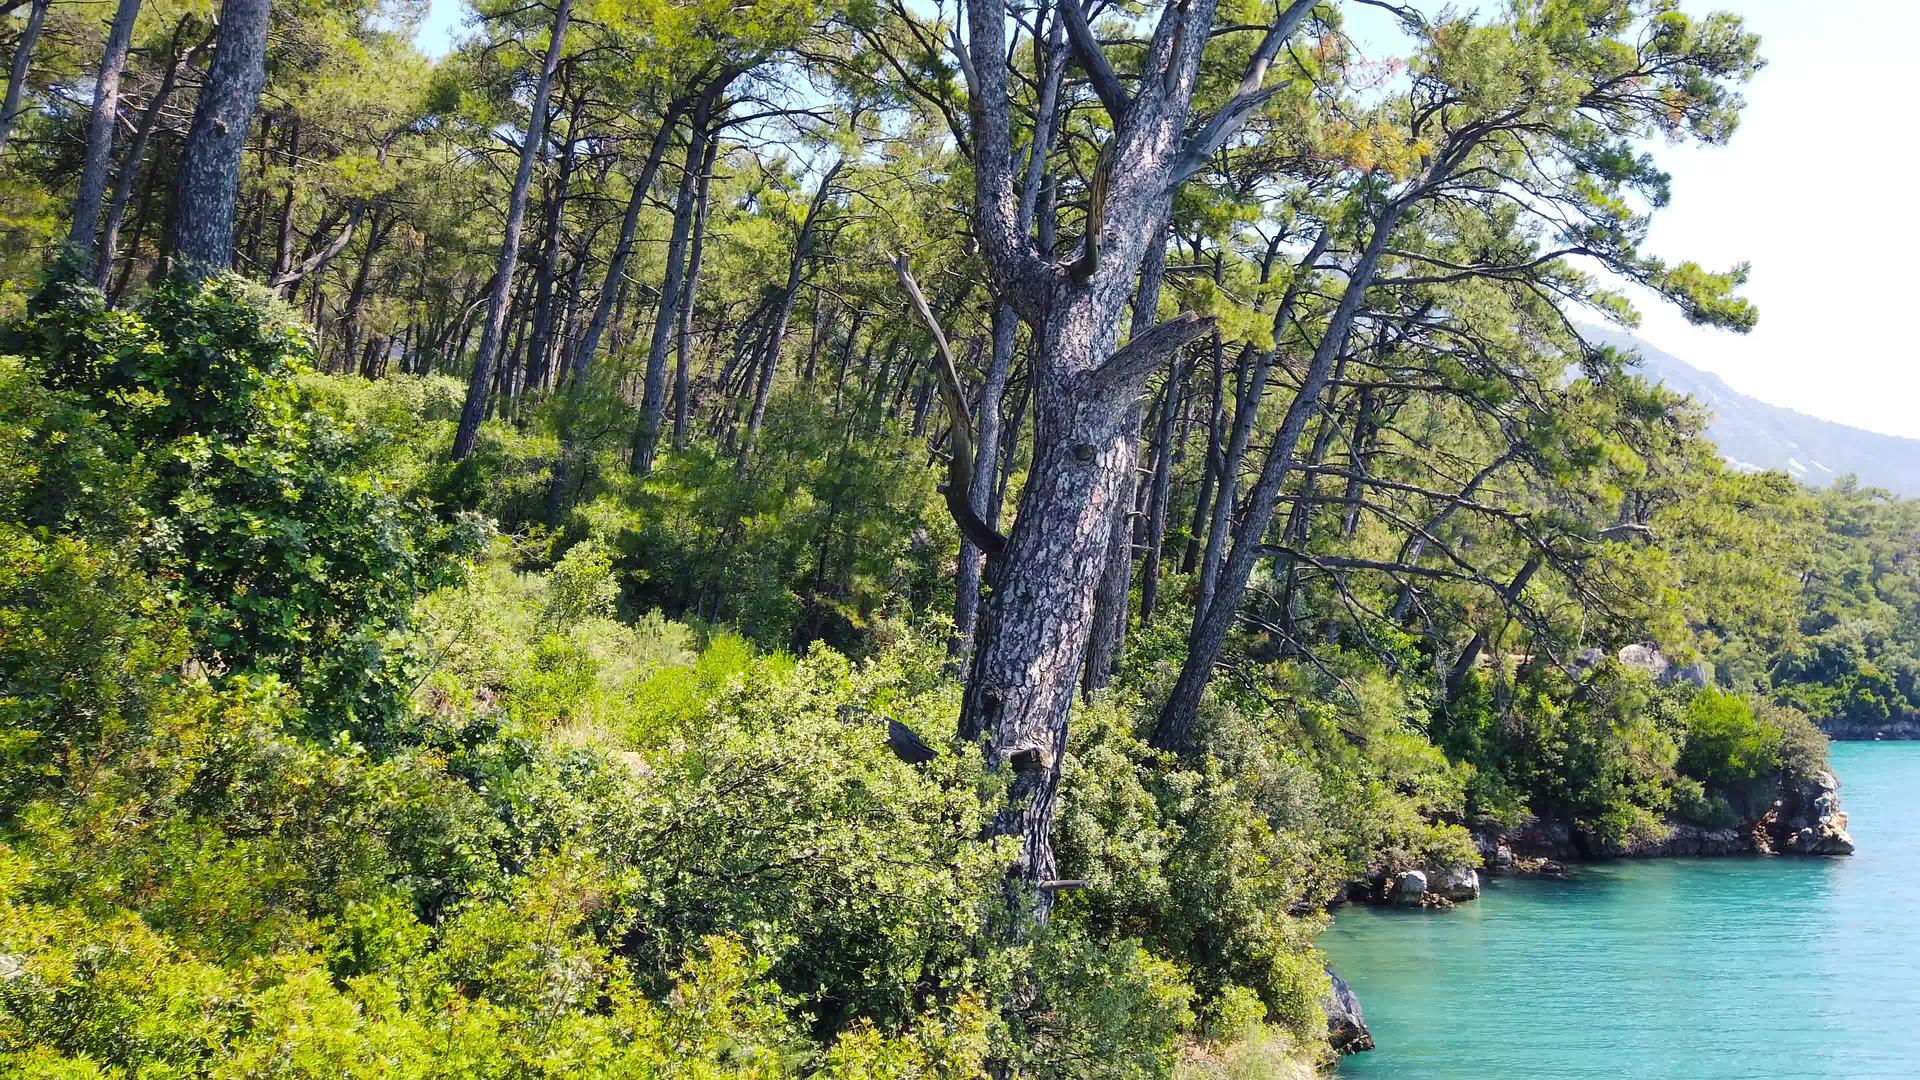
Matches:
[[170, 0, 272, 279], [1083, 223, 1168, 694], [525, 87, 582, 395], [96, 35, 188, 289], [731, 158, 843, 466], [498, 264, 535, 415], [1182, 337, 1225, 573], [671, 126, 717, 448], [1193, 233, 1328, 620], [1446, 556, 1542, 700], [910, 368, 933, 435], [1272, 361, 1348, 649], [1139, 352, 1183, 624], [451, 0, 572, 460], [270, 119, 299, 276], [108, 141, 163, 302], [632, 101, 728, 475], [562, 106, 682, 392], [996, 348, 1031, 514], [0, 0, 49, 157], [951, 301, 1018, 657], [1154, 204, 1405, 752], [337, 207, 391, 368], [67, 0, 144, 272], [549, 244, 586, 388], [801, 290, 825, 386], [829, 309, 863, 414]]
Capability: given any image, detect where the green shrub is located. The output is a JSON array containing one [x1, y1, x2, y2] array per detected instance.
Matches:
[[1679, 688, 1778, 791], [1003, 929, 1197, 1080], [1759, 698, 1829, 780], [4, 274, 478, 732]]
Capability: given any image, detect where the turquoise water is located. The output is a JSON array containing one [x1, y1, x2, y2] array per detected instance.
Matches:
[[1320, 742, 1920, 1079]]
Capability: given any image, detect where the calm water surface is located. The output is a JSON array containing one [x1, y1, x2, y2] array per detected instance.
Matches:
[[1320, 741, 1920, 1079]]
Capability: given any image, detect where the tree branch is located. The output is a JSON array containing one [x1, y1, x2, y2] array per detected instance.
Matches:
[[892, 252, 1008, 555], [1168, 0, 1317, 184], [1093, 310, 1216, 390], [1056, 0, 1129, 121]]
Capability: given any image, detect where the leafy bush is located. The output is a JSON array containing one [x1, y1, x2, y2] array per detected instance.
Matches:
[[1762, 698, 1830, 780], [1678, 688, 1778, 791], [4, 274, 478, 731]]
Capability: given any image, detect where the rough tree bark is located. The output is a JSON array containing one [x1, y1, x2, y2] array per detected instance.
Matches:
[[1083, 224, 1170, 694], [952, 16, 1065, 661], [952, 0, 1315, 923], [170, 0, 271, 279]]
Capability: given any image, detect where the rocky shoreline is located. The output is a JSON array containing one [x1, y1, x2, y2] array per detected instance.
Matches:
[[1823, 717, 1920, 740], [1322, 767, 1854, 1056]]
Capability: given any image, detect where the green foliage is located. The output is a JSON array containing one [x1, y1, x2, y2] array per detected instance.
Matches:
[[1003, 930, 1197, 1080], [0, 523, 186, 811], [0, 506, 995, 1074], [602, 392, 949, 651], [3, 274, 478, 732], [1678, 688, 1778, 791], [1435, 667, 1685, 850]]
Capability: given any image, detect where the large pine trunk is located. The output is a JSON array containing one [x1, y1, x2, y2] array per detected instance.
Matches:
[[959, 290, 1137, 919], [170, 0, 270, 278]]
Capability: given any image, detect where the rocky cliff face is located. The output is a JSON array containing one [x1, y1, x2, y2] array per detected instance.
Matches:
[[1483, 769, 1854, 863], [1766, 769, 1856, 855]]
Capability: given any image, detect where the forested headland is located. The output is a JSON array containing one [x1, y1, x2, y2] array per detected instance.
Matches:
[[2, 0, 1916, 1074]]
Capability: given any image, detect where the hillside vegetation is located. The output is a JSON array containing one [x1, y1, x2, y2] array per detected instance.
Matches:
[[2, 0, 1918, 1075]]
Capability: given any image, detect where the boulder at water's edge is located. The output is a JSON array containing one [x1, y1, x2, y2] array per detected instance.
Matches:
[[1323, 966, 1375, 1054]]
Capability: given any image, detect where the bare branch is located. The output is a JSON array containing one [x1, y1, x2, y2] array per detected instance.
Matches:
[[892, 253, 1009, 555]]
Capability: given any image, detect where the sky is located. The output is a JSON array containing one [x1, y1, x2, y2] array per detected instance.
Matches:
[[412, 0, 1916, 437], [417, 0, 463, 57], [1623, 1, 1919, 439]]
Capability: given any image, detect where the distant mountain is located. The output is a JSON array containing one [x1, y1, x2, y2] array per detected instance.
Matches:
[[1580, 326, 1920, 497]]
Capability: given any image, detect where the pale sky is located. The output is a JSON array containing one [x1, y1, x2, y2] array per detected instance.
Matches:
[[1626, 1, 1916, 438], [414, 0, 1914, 437]]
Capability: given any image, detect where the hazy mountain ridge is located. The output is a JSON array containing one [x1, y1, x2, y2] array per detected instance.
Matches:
[[1580, 327, 1920, 496]]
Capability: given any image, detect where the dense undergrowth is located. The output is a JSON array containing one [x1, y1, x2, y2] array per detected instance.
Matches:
[[0, 274, 1884, 1077]]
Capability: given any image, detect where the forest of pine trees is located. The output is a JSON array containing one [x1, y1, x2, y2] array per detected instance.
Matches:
[[3, 0, 1919, 1074]]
